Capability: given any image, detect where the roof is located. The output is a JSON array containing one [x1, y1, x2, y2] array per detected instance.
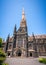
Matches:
[[28, 35, 46, 41], [2, 34, 46, 43]]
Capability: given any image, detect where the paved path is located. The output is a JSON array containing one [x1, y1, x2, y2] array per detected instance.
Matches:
[[5, 57, 46, 65]]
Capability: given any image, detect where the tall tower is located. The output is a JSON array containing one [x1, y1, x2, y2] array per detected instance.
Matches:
[[14, 8, 28, 57]]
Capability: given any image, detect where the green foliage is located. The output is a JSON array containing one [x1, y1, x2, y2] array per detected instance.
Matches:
[[0, 38, 6, 65], [39, 58, 46, 64], [0, 48, 6, 57], [0, 48, 6, 65], [2, 63, 8, 65], [0, 38, 2, 47], [39, 58, 43, 63], [0, 57, 6, 63], [0, 51, 6, 57]]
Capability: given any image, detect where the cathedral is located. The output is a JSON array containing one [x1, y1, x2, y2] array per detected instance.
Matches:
[[3, 9, 46, 57]]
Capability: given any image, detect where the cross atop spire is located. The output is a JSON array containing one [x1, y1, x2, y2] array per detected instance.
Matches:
[[22, 8, 25, 20]]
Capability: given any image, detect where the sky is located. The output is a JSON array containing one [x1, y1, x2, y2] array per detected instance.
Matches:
[[0, 0, 46, 40]]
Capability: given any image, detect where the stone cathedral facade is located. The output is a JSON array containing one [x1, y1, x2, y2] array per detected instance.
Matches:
[[3, 9, 46, 57]]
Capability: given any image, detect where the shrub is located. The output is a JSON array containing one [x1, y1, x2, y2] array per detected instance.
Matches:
[[2, 63, 8, 65], [39, 58, 43, 63], [39, 58, 46, 64], [0, 57, 6, 63], [43, 58, 46, 64]]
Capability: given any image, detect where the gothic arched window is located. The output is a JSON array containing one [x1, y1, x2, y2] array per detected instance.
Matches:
[[9, 44, 12, 49]]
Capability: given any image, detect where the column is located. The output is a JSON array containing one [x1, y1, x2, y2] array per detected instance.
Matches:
[[21, 50, 24, 57], [43, 45, 45, 52], [23, 38, 24, 48], [16, 39, 18, 48]]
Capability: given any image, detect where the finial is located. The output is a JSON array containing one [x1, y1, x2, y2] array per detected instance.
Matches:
[[22, 8, 25, 15]]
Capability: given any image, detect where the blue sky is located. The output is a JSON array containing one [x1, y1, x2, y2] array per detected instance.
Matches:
[[0, 0, 46, 40]]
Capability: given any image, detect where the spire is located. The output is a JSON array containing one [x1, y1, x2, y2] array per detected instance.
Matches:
[[5, 34, 10, 52], [22, 8, 25, 20], [7, 34, 10, 40], [20, 8, 26, 27], [14, 24, 16, 34], [32, 32, 36, 41]]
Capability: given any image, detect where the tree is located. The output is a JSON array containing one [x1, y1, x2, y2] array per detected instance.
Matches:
[[0, 38, 6, 65], [0, 38, 2, 47], [0, 48, 6, 65]]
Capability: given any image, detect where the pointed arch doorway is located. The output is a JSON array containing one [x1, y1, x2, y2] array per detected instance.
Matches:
[[16, 49, 22, 57], [30, 52, 32, 56]]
